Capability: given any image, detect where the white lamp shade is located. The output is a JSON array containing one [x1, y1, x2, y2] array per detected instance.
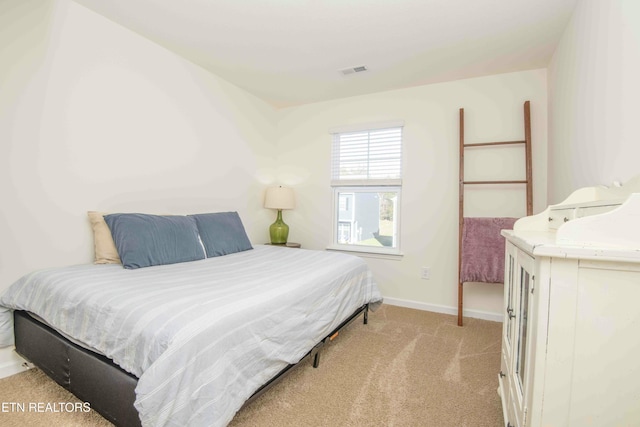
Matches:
[[264, 186, 295, 210]]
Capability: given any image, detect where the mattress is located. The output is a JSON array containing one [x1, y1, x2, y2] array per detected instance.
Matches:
[[0, 245, 382, 426]]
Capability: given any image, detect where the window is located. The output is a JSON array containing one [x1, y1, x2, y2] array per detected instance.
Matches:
[[329, 123, 403, 255]]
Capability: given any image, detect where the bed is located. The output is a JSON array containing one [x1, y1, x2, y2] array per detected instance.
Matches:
[[0, 212, 383, 427]]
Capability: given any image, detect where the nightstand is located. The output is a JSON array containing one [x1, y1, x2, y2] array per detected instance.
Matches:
[[265, 242, 301, 248]]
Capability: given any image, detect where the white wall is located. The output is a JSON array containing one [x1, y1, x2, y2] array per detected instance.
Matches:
[[277, 70, 548, 319], [547, 0, 640, 203], [0, 0, 278, 294]]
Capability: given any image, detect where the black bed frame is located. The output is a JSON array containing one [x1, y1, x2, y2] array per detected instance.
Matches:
[[13, 304, 369, 427]]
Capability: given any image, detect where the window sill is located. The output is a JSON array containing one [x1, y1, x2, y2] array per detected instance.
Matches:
[[325, 245, 404, 261]]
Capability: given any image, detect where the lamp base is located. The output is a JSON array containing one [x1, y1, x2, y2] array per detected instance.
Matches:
[[269, 210, 289, 244]]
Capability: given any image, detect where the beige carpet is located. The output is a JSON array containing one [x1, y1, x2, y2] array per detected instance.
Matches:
[[0, 367, 112, 427], [0, 305, 504, 426]]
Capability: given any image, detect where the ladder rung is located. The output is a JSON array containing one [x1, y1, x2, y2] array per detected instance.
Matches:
[[463, 140, 526, 148], [463, 180, 528, 185]]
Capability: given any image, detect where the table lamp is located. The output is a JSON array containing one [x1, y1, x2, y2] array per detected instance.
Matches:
[[264, 186, 295, 244]]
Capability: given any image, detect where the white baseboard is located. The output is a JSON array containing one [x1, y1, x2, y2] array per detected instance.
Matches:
[[0, 347, 29, 379], [382, 297, 503, 323]]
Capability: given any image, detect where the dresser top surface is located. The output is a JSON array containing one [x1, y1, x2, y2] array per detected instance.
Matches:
[[507, 176, 640, 261]]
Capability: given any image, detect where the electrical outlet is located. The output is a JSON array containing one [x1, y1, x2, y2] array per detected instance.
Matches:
[[421, 267, 431, 280]]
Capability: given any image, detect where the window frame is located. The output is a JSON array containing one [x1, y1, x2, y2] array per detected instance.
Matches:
[[328, 185, 402, 257], [327, 123, 404, 258]]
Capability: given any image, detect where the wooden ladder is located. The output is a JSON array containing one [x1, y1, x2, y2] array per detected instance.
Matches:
[[457, 101, 532, 326]]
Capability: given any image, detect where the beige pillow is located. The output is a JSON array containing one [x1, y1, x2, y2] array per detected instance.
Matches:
[[88, 211, 121, 264]]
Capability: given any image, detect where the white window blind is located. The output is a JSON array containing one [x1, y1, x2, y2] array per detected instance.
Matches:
[[331, 127, 403, 186]]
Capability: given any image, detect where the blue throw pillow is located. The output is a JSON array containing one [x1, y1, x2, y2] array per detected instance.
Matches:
[[103, 213, 206, 269], [189, 212, 253, 257]]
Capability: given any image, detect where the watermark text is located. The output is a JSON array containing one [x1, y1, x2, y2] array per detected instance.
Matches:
[[1, 401, 91, 413]]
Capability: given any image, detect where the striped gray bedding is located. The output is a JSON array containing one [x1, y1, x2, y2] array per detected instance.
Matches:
[[0, 245, 382, 426]]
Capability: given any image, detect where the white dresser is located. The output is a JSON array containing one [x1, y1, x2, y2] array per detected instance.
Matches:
[[498, 178, 640, 427]]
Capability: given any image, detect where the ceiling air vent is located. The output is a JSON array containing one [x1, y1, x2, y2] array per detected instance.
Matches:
[[340, 65, 368, 76]]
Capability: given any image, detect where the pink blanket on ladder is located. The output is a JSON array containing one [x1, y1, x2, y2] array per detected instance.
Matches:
[[460, 217, 518, 284]]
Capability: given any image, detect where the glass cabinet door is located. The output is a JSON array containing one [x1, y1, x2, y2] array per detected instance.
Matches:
[[506, 251, 515, 347], [500, 243, 518, 426], [516, 266, 530, 393], [510, 249, 535, 427], [501, 242, 536, 427]]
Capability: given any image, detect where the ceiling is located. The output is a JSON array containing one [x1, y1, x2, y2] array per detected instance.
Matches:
[[72, 0, 578, 108]]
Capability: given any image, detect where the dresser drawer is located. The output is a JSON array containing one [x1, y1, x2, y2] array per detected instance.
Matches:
[[576, 203, 621, 218], [548, 207, 575, 229]]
